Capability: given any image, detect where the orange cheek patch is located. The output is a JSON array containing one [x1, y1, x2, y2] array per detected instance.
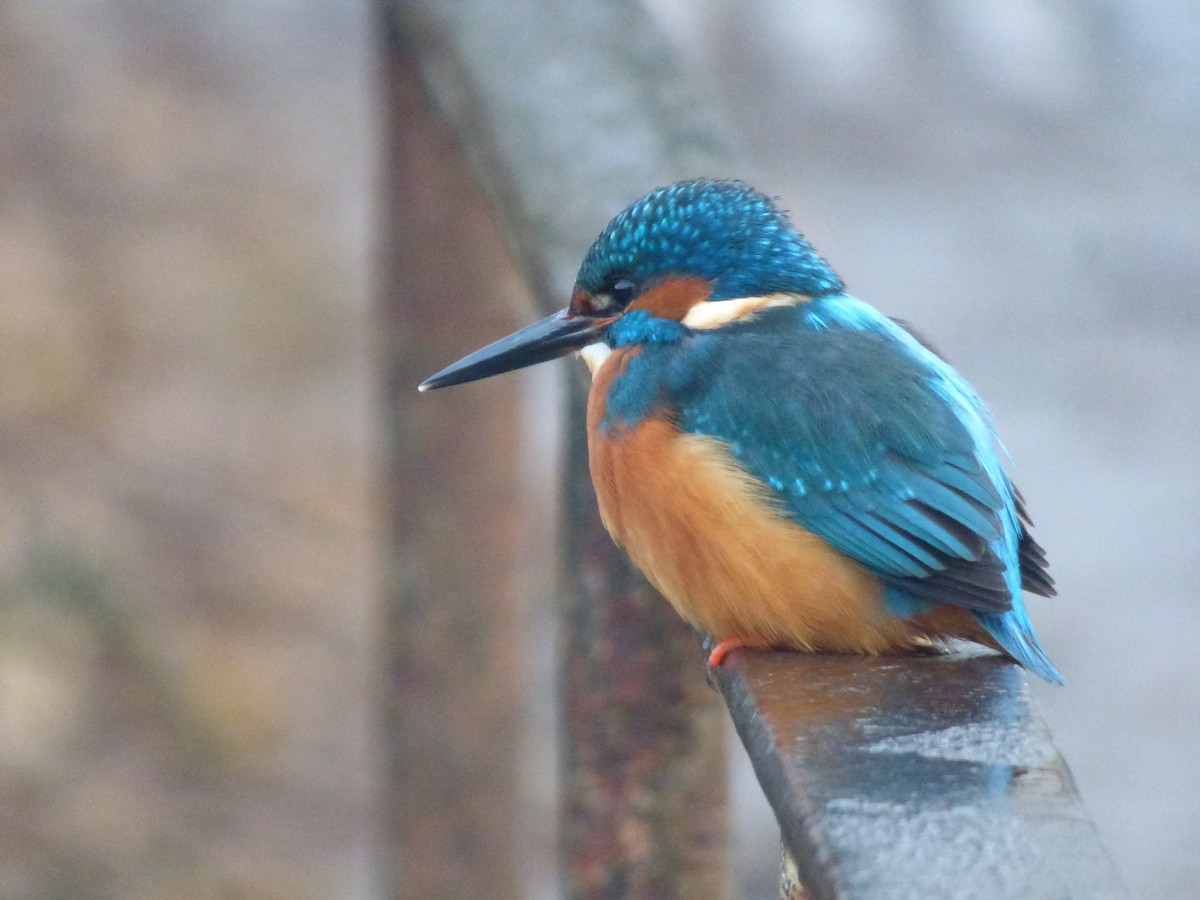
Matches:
[[628, 276, 712, 322], [568, 287, 595, 316]]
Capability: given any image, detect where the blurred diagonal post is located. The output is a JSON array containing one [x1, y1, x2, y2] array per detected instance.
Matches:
[[380, 0, 734, 897]]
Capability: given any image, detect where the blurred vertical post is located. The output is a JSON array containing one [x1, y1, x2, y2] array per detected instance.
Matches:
[[376, 18, 527, 900]]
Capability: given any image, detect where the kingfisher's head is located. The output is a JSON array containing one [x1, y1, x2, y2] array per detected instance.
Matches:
[[419, 179, 842, 390]]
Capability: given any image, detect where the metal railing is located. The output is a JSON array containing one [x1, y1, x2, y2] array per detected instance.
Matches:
[[379, 2, 1126, 897], [715, 647, 1125, 899]]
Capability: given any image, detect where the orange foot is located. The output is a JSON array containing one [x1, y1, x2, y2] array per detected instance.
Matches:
[[707, 634, 770, 668]]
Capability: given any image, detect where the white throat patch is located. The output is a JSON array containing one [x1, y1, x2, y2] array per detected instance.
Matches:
[[579, 342, 613, 380]]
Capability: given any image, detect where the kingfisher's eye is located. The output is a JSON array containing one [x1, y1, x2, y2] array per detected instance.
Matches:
[[611, 279, 636, 307]]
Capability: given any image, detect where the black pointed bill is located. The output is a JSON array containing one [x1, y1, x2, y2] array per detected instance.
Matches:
[[418, 309, 609, 391]]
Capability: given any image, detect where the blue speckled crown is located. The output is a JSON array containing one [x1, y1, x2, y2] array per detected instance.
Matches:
[[575, 179, 843, 301]]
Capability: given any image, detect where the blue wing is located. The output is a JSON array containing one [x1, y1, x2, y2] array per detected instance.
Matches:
[[671, 299, 1022, 616]]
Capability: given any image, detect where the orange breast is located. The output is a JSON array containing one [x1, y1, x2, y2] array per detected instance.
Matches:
[[586, 380, 925, 653]]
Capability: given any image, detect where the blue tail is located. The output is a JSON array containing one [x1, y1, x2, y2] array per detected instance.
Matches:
[[885, 587, 1063, 684], [974, 605, 1063, 684]]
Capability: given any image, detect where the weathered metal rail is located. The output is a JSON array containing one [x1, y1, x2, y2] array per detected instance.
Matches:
[[715, 646, 1125, 899], [381, 1, 1126, 897]]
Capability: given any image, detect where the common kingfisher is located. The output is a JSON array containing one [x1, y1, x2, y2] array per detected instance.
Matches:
[[420, 179, 1061, 683]]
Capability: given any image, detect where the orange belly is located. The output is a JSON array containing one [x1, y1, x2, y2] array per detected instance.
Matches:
[[587, 405, 928, 654]]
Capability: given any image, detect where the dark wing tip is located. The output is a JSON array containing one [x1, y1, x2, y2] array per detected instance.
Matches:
[[1018, 525, 1056, 597]]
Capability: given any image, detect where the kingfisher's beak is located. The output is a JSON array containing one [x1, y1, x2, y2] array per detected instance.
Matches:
[[418, 308, 610, 391]]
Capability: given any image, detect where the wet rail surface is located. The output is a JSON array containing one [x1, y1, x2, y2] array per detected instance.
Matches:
[[715, 646, 1127, 899]]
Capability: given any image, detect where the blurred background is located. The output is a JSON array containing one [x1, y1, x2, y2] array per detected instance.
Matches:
[[1, 1, 1198, 898]]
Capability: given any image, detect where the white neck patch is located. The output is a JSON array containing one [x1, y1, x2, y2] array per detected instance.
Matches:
[[680, 292, 806, 330]]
